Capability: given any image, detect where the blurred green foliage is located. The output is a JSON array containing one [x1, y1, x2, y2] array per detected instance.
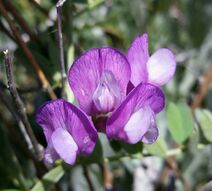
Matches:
[[0, 0, 212, 190]]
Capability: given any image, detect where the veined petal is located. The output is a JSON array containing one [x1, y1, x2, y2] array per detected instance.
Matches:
[[147, 48, 176, 86], [68, 48, 131, 115], [67, 102, 98, 155], [127, 33, 149, 86], [106, 83, 164, 143], [123, 106, 156, 144], [93, 70, 121, 113], [36, 99, 68, 142], [36, 99, 98, 156], [141, 125, 158, 144], [51, 128, 78, 165]]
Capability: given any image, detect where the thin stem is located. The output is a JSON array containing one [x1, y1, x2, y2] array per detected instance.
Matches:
[[0, 83, 47, 177], [0, 81, 39, 94], [56, 0, 66, 7], [0, 20, 16, 41], [0, 1, 57, 100], [82, 166, 95, 191], [191, 65, 212, 110], [3, 0, 38, 42], [4, 50, 43, 160], [99, 163, 113, 190], [0, 83, 33, 154], [28, 0, 50, 18], [56, 0, 66, 98]]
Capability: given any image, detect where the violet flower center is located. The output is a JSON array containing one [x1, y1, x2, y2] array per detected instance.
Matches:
[[92, 70, 121, 113]]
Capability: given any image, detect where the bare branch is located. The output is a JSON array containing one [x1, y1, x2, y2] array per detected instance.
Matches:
[[4, 50, 43, 160], [56, 0, 66, 7], [99, 163, 113, 190], [56, 0, 66, 98], [0, 20, 16, 41], [0, 1, 57, 100], [191, 65, 212, 110], [0, 80, 39, 94], [0, 83, 33, 153], [3, 0, 38, 42], [28, 0, 50, 18]]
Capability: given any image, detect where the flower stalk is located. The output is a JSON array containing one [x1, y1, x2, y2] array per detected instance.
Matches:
[[4, 50, 43, 160], [56, 0, 67, 98]]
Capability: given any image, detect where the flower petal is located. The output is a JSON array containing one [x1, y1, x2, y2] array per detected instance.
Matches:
[[51, 128, 78, 165], [141, 125, 158, 144], [123, 106, 156, 144], [36, 99, 98, 156], [44, 141, 59, 164], [92, 70, 121, 113], [36, 99, 68, 142], [68, 48, 131, 115], [67, 102, 98, 155], [106, 83, 164, 143], [147, 48, 176, 86], [127, 33, 149, 86]]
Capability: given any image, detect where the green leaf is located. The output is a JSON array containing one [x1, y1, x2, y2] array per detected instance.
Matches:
[[67, 44, 75, 69], [195, 109, 212, 142], [88, 0, 104, 8], [65, 45, 75, 103], [167, 102, 193, 143], [31, 165, 65, 191], [187, 123, 200, 152], [144, 136, 167, 157]]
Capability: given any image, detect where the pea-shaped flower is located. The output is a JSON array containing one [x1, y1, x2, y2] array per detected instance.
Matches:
[[69, 48, 131, 116], [127, 33, 176, 87], [68, 46, 167, 144], [106, 82, 165, 144], [36, 99, 98, 165]]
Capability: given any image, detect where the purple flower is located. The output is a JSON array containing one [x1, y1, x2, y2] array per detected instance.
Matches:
[[68, 45, 167, 144], [68, 48, 131, 116], [106, 82, 165, 144], [127, 33, 176, 87], [36, 99, 98, 165]]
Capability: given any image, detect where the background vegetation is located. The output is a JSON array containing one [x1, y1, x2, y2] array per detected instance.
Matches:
[[0, 0, 212, 190]]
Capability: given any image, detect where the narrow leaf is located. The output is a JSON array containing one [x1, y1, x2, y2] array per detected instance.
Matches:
[[178, 102, 193, 139], [195, 109, 212, 142], [65, 44, 75, 103], [167, 102, 193, 143], [31, 165, 65, 191]]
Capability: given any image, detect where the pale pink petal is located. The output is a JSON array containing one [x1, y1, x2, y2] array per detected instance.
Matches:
[[92, 70, 121, 113], [123, 106, 156, 144], [51, 128, 78, 165], [147, 48, 176, 86]]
